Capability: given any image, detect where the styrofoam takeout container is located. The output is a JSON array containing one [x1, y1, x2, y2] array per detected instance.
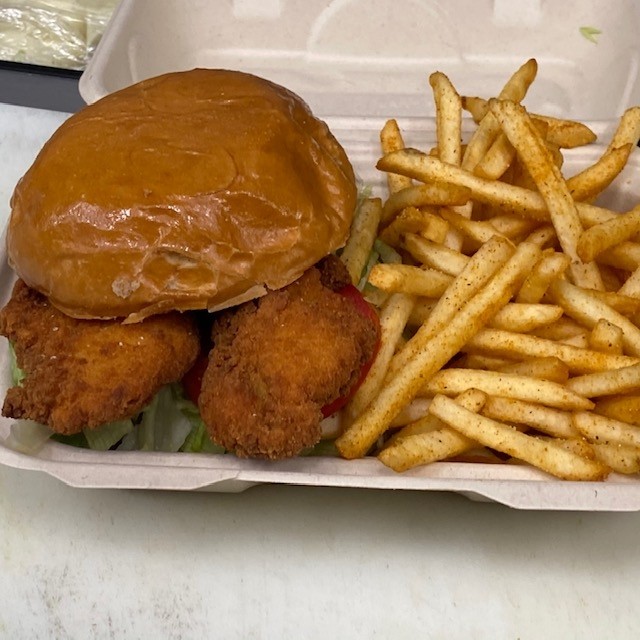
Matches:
[[3, 0, 640, 509]]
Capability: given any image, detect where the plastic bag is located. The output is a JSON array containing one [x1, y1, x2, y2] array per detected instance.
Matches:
[[0, 0, 118, 69]]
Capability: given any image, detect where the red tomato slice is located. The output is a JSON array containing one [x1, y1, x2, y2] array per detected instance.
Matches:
[[321, 285, 381, 418], [182, 353, 209, 405]]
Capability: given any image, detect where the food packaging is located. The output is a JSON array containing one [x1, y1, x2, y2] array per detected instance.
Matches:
[[3, 0, 640, 509]]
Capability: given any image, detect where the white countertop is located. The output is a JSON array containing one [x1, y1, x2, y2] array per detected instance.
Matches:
[[1, 102, 640, 640]]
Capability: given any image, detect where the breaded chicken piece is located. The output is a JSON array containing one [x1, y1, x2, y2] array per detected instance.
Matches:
[[0, 280, 200, 434], [199, 258, 379, 460]]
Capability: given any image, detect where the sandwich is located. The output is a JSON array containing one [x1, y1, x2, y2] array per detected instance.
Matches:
[[0, 68, 379, 459]]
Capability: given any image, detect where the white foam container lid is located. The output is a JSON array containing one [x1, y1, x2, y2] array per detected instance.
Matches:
[[3, 0, 640, 509]]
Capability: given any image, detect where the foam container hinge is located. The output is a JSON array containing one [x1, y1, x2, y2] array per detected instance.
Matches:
[[2, 0, 640, 509]]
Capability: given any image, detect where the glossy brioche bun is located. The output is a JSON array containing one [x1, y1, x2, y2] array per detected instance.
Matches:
[[7, 69, 357, 322]]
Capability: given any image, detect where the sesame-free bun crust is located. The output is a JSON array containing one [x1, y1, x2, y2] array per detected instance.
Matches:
[[7, 69, 356, 321]]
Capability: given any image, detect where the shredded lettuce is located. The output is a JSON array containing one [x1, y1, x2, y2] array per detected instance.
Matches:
[[374, 238, 402, 264], [83, 419, 134, 451], [8, 342, 25, 386], [579, 26, 601, 44]]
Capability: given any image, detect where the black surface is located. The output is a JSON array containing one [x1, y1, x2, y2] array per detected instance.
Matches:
[[0, 61, 85, 112]]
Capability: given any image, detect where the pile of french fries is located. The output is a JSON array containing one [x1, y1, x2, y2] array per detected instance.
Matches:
[[337, 59, 640, 481]]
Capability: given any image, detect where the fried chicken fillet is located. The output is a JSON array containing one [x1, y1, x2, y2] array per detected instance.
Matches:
[[199, 258, 379, 460], [0, 280, 200, 434]]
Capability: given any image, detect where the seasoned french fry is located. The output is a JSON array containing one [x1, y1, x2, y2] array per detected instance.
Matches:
[[532, 317, 586, 341], [379, 206, 448, 247], [439, 207, 508, 245], [567, 362, 640, 397], [336, 242, 540, 459], [489, 215, 539, 239], [387, 236, 516, 379], [382, 183, 471, 224], [488, 303, 563, 332], [340, 198, 383, 285], [421, 368, 592, 410], [618, 265, 640, 299], [496, 356, 569, 384], [588, 319, 624, 355], [345, 293, 415, 422], [577, 204, 640, 263], [591, 443, 640, 475], [401, 234, 469, 276], [461, 58, 537, 172], [429, 71, 462, 167], [523, 225, 557, 248], [606, 106, 640, 152], [481, 396, 579, 439], [595, 395, 640, 425], [429, 395, 609, 480], [463, 96, 598, 148], [379, 389, 486, 472], [367, 263, 453, 297], [574, 410, 640, 448], [550, 279, 640, 356], [380, 119, 412, 194], [489, 98, 602, 290], [516, 250, 570, 303], [457, 354, 514, 370], [464, 328, 640, 374], [566, 144, 632, 203], [474, 132, 516, 180]]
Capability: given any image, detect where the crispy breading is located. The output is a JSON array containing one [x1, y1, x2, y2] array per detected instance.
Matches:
[[0, 280, 200, 434], [199, 259, 379, 460]]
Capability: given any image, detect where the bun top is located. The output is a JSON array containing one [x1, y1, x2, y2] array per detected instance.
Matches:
[[7, 69, 356, 322]]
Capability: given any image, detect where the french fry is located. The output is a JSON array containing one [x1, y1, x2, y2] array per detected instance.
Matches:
[[489, 98, 602, 290], [340, 198, 383, 285], [516, 250, 570, 303], [566, 144, 632, 203], [378, 148, 622, 231], [474, 132, 516, 180], [387, 236, 516, 379], [523, 225, 557, 248], [606, 106, 640, 152], [488, 303, 563, 332], [457, 354, 514, 370], [591, 443, 640, 475], [588, 319, 624, 355], [421, 368, 593, 410], [567, 362, 640, 397], [379, 390, 486, 472], [464, 328, 640, 374], [574, 410, 640, 448], [367, 263, 453, 297], [577, 204, 640, 263], [401, 234, 469, 276], [550, 279, 640, 356], [379, 206, 448, 247], [389, 398, 432, 428], [532, 317, 586, 341], [496, 357, 569, 384], [533, 114, 597, 149], [598, 241, 640, 271], [438, 207, 508, 245], [429, 395, 609, 480], [381, 183, 471, 224], [461, 58, 537, 172], [380, 119, 412, 194], [595, 395, 640, 425], [481, 396, 579, 439], [345, 293, 415, 422], [489, 215, 539, 239], [618, 265, 640, 299], [336, 242, 540, 459], [429, 71, 462, 167]]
